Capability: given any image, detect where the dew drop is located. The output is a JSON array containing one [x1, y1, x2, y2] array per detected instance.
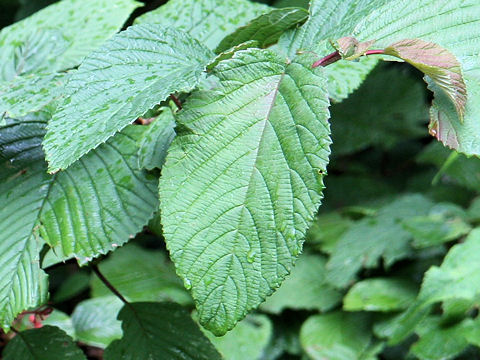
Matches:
[[247, 250, 256, 263], [183, 278, 192, 290]]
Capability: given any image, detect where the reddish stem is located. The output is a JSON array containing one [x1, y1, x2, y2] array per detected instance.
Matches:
[[170, 94, 182, 110], [312, 51, 342, 68], [365, 49, 385, 56], [91, 264, 129, 304], [311, 49, 386, 68]]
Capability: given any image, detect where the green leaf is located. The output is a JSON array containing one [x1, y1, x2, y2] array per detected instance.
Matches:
[[468, 197, 480, 222], [274, 0, 309, 9], [90, 244, 192, 306], [42, 309, 75, 338], [159, 48, 331, 335], [215, 7, 308, 53], [207, 41, 261, 72], [411, 316, 472, 360], [137, 108, 176, 170], [1, 117, 158, 271], [71, 296, 123, 349], [0, 0, 140, 81], [261, 254, 341, 314], [276, 0, 390, 58], [384, 39, 467, 119], [15, 0, 58, 20], [442, 298, 478, 319], [202, 314, 273, 360], [403, 204, 471, 248], [326, 194, 434, 288], [373, 302, 431, 343], [384, 228, 480, 344], [52, 271, 90, 303], [104, 302, 222, 360], [275, 0, 391, 101], [135, 0, 269, 50], [417, 142, 480, 192], [0, 72, 68, 118], [0, 115, 49, 331], [324, 56, 379, 103], [343, 278, 418, 312], [44, 25, 213, 172], [306, 212, 353, 254], [300, 312, 376, 360], [41, 127, 158, 262], [3, 326, 86, 360], [355, 0, 480, 155], [419, 228, 480, 305], [330, 63, 428, 156], [464, 317, 480, 348]]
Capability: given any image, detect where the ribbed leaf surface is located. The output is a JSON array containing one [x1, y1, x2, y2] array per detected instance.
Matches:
[[278, 0, 391, 58], [355, 0, 480, 155], [3, 326, 86, 360], [215, 7, 308, 53], [137, 108, 176, 170], [104, 302, 222, 360], [135, 0, 269, 50], [276, 0, 391, 101], [160, 49, 331, 335], [0, 0, 139, 81], [0, 117, 49, 331], [0, 73, 67, 118], [43, 25, 213, 172], [41, 126, 159, 262], [0, 118, 157, 328]]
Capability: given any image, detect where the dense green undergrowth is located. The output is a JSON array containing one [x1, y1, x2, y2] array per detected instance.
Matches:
[[1, 0, 480, 359]]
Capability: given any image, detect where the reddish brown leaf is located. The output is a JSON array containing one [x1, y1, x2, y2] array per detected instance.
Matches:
[[385, 39, 467, 121]]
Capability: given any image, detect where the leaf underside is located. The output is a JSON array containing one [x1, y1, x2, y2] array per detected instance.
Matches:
[[384, 38, 467, 120], [215, 7, 309, 54]]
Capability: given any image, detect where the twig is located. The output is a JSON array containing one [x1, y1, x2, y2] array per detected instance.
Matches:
[[170, 94, 182, 110], [365, 49, 386, 56], [312, 49, 386, 68], [312, 51, 342, 68], [91, 264, 129, 304]]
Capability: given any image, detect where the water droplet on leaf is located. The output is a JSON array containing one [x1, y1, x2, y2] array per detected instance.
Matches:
[[247, 250, 256, 263], [183, 278, 192, 290]]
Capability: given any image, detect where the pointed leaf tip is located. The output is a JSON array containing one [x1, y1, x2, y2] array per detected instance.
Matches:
[[385, 39, 467, 121]]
